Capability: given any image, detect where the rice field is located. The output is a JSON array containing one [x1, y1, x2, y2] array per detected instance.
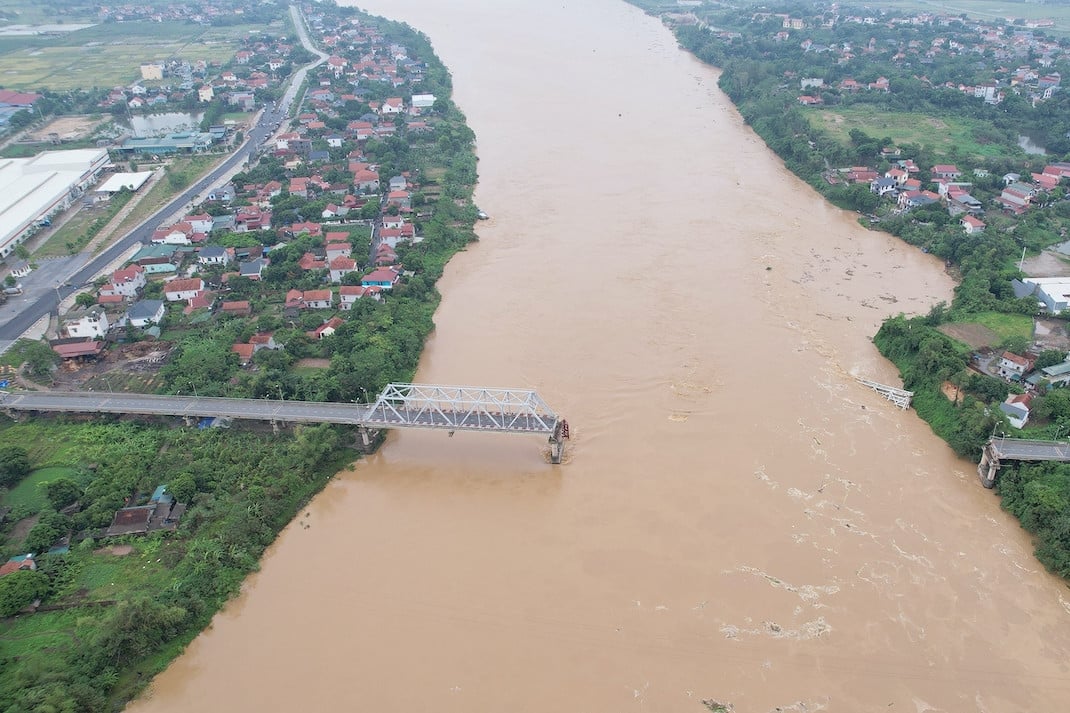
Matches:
[[0, 21, 270, 91]]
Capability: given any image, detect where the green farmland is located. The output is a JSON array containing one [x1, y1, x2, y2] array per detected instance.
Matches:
[[803, 105, 1023, 162], [0, 21, 280, 91], [876, 0, 1070, 35]]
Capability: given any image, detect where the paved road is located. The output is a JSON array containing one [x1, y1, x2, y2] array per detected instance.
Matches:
[[0, 390, 558, 434], [0, 4, 328, 349], [991, 438, 1070, 462]]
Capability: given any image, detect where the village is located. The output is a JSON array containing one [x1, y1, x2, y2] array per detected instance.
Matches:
[[5, 3, 466, 404]]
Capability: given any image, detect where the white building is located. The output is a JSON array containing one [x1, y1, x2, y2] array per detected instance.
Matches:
[[63, 307, 109, 338], [1023, 277, 1070, 312], [0, 148, 111, 258]]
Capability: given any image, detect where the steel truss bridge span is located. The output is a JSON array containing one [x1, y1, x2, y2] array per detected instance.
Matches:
[[0, 383, 570, 463]]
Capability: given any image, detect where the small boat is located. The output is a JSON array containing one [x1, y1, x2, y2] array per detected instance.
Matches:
[[476, 210, 489, 220]]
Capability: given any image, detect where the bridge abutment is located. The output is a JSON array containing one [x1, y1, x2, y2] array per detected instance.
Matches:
[[977, 443, 1000, 489]]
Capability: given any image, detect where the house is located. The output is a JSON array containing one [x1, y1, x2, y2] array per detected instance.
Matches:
[[231, 342, 255, 366], [340, 284, 380, 309], [322, 203, 349, 219], [886, 167, 908, 185], [249, 332, 279, 351], [931, 165, 962, 180], [308, 316, 345, 339], [239, 258, 268, 280], [0, 554, 36, 578], [845, 167, 878, 183], [961, 215, 986, 234], [353, 168, 380, 193], [411, 93, 436, 111], [381, 97, 404, 114], [998, 351, 1034, 381], [198, 85, 214, 102], [151, 223, 194, 245], [379, 224, 416, 248], [63, 307, 109, 339], [100, 264, 146, 299], [220, 300, 252, 317], [361, 266, 401, 290], [51, 338, 106, 361], [284, 289, 305, 311], [183, 291, 214, 315], [164, 278, 205, 302], [898, 190, 939, 209], [374, 244, 399, 266], [298, 252, 327, 271], [386, 190, 411, 209], [329, 256, 358, 283], [388, 175, 408, 192], [382, 214, 404, 230], [999, 182, 1035, 214], [326, 242, 352, 260], [1000, 393, 1033, 429], [302, 289, 333, 309], [198, 246, 230, 266], [870, 176, 898, 196], [184, 214, 214, 234], [104, 486, 184, 538], [126, 299, 165, 328]]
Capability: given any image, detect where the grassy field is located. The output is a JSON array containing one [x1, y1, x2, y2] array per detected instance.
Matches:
[[1, 466, 81, 512], [878, 0, 1070, 34], [804, 105, 1021, 161], [940, 310, 1033, 348], [0, 21, 273, 91]]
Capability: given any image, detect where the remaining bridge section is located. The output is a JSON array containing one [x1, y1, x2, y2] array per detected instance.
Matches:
[[855, 377, 913, 409], [977, 437, 1070, 488], [0, 382, 570, 463]]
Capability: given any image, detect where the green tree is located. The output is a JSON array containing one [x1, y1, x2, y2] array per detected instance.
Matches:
[[0, 569, 50, 617], [0, 444, 31, 487], [168, 473, 197, 504], [75, 292, 96, 308], [43, 477, 83, 510], [1035, 349, 1067, 371]]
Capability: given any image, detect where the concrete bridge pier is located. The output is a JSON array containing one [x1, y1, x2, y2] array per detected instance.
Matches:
[[271, 419, 282, 435], [977, 442, 1000, 489], [356, 425, 381, 453], [183, 416, 194, 427], [549, 419, 570, 465]]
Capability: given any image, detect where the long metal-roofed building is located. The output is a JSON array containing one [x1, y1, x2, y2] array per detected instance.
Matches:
[[0, 147, 111, 258], [116, 132, 214, 156]]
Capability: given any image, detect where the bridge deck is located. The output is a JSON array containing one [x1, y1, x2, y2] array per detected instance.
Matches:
[[989, 438, 1070, 462], [0, 385, 560, 436]]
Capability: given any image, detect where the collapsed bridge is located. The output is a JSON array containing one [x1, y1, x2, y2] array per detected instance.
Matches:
[[0, 383, 570, 463]]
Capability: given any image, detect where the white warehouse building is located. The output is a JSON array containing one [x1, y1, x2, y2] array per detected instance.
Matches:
[[0, 148, 111, 259]]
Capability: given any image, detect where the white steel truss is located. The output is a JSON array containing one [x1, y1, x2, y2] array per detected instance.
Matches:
[[364, 383, 559, 434]]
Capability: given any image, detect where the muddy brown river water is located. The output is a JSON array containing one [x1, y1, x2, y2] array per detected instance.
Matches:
[[128, 1, 1070, 710]]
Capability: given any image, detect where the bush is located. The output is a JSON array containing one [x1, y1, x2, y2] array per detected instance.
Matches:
[[0, 569, 49, 617], [0, 445, 31, 487]]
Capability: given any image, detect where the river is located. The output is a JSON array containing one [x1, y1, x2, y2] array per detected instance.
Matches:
[[127, 1, 1070, 710]]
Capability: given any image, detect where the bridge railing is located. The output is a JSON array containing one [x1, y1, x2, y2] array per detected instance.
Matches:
[[366, 383, 559, 433]]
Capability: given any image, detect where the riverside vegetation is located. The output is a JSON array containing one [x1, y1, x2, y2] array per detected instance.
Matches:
[[0, 2, 482, 710], [629, 1, 1070, 579]]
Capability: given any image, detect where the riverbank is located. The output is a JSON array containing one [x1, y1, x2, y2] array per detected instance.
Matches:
[[0, 3, 484, 710], [634, 0, 1070, 582]]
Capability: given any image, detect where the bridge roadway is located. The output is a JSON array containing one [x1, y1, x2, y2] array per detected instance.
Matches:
[[977, 437, 1070, 488], [0, 388, 559, 435], [989, 437, 1070, 462]]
